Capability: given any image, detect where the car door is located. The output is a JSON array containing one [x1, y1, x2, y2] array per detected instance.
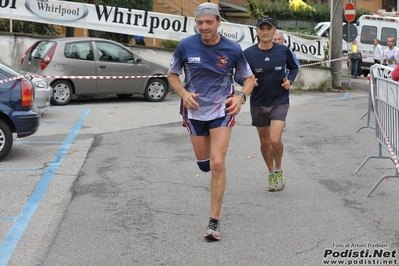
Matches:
[[61, 41, 97, 94], [93, 41, 145, 93]]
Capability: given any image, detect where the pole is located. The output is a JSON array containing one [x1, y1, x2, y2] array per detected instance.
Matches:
[[348, 24, 351, 87], [330, 0, 344, 87]]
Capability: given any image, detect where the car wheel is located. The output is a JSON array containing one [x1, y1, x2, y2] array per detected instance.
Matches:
[[144, 78, 167, 102], [116, 94, 133, 98], [51, 80, 73, 106], [0, 120, 13, 161]]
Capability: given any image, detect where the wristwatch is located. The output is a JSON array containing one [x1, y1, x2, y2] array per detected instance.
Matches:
[[289, 79, 294, 86], [238, 91, 247, 104]]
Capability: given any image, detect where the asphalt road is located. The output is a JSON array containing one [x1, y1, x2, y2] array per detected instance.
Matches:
[[1, 79, 398, 265]]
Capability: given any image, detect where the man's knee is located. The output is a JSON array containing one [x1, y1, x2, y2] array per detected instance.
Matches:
[[197, 159, 210, 172]]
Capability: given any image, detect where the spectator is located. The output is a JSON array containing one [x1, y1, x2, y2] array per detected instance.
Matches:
[[373, 38, 383, 64], [382, 37, 399, 68], [350, 40, 362, 78]]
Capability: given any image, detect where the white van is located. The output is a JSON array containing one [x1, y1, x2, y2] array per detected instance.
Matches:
[[357, 12, 399, 71], [315, 21, 355, 54]]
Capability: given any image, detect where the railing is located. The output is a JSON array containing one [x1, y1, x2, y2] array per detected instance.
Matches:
[[354, 64, 399, 196]]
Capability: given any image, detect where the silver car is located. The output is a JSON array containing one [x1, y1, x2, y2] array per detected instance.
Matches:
[[31, 76, 53, 109], [20, 37, 170, 105]]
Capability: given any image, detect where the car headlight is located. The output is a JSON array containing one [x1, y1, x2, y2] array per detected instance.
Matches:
[[33, 80, 49, 89]]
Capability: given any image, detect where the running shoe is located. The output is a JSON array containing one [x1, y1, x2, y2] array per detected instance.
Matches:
[[204, 217, 221, 241], [275, 170, 286, 191], [267, 173, 277, 192]]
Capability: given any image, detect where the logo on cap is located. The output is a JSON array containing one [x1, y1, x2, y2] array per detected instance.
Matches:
[[256, 17, 276, 28]]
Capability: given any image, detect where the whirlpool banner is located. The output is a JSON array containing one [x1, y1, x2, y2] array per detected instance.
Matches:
[[0, 0, 326, 61]]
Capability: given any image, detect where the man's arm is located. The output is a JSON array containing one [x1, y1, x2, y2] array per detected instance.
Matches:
[[286, 48, 299, 84], [167, 71, 200, 110]]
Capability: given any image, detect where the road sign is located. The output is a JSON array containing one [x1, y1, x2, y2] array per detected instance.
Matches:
[[345, 3, 356, 22], [342, 22, 358, 42]]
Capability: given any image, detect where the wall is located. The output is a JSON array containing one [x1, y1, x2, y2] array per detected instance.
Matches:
[[0, 33, 332, 91]]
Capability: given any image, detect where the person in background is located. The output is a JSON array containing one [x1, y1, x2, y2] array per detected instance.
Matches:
[[167, 2, 256, 241], [391, 64, 399, 82], [134, 35, 146, 45], [272, 30, 300, 131], [350, 40, 362, 78], [382, 37, 399, 68], [273, 30, 301, 73], [243, 17, 299, 192], [373, 38, 383, 64]]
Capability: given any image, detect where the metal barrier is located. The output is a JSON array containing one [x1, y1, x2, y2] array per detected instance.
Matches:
[[354, 64, 399, 196], [355, 64, 392, 132]]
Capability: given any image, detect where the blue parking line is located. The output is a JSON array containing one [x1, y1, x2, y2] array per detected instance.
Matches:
[[0, 109, 89, 266], [343, 92, 350, 99]]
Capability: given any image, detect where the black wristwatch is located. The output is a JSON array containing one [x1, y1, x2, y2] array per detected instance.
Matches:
[[289, 79, 294, 86], [238, 91, 247, 104]]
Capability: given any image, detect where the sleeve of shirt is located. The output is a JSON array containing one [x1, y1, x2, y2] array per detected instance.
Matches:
[[290, 50, 300, 69], [286, 47, 299, 82], [168, 48, 183, 75], [235, 51, 254, 80]]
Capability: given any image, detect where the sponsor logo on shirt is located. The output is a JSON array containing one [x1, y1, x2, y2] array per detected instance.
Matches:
[[188, 57, 201, 63], [217, 56, 228, 66]]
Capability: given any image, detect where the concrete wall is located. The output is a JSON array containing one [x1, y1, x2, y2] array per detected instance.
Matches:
[[1, 32, 332, 91]]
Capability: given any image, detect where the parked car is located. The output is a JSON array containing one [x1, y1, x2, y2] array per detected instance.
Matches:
[[22, 73, 53, 109], [20, 37, 171, 105], [0, 62, 41, 161]]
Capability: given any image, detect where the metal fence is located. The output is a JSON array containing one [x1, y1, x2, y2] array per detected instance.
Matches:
[[275, 20, 317, 30], [354, 64, 399, 196]]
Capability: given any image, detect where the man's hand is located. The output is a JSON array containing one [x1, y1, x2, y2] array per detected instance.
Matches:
[[282, 77, 291, 90], [182, 92, 200, 110], [225, 95, 243, 115]]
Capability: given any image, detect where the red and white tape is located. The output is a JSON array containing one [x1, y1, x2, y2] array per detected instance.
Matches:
[[300, 56, 348, 67], [0, 74, 168, 84], [0, 57, 350, 85], [369, 76, 399, 172]]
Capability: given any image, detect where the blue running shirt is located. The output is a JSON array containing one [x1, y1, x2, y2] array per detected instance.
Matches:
[[244, 43, 299, 107], [169, 34, 253, 121]]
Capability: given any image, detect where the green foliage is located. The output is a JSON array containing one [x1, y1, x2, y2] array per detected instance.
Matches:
[[159, 40, 180, 49], [0, 20, 61, 35], [245, 0, 370, 22]]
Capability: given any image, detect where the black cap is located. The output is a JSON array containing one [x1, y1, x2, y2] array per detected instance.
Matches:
[[256, 17, 276, 28]]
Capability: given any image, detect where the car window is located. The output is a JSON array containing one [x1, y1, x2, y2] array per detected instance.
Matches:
[[95, 41, 134, 63], [380, 27, 397, 46], [64, 41, 94, 60], [31, 41, 55, 59], [360, 25, 377, 45]]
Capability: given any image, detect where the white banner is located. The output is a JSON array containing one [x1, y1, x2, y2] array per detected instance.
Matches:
[[0, 0, 325, 61]]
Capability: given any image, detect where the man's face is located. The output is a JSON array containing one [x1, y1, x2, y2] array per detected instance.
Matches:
[[256, 24, 276, 42], [387, 38, 395, 48], [273, 34, 285, 45], [195, 15, 221, 42]]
